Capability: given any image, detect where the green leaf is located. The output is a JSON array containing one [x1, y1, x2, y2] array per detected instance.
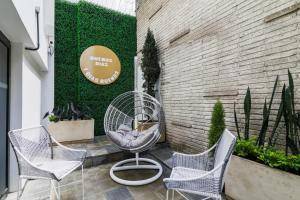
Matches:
[[235, 139, 300, 175], [257, 75, 278, 147], [268, 99, 283, 147], [234, 102, 241, 140], [244, 87, 251, 140], [288, 69, 295, 114]]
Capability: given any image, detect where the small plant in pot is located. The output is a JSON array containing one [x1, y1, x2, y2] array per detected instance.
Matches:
[[43, 102, 92, 122], [44, 103, 94, 144]]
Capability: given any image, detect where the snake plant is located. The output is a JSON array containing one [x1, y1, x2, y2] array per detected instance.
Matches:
[[282, 70, 299, 155], [257, 75, 278, 147], [244, 87, 251, 140]]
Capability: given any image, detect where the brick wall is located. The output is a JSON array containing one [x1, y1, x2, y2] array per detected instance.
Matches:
[[136, 0, 300, 152]]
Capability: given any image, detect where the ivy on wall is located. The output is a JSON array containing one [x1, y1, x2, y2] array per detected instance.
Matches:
[[55, 0, 137, 135]]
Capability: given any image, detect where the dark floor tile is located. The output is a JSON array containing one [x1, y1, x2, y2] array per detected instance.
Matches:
[[92, 156, 106, 166], [105, 186, 134, 200], [105, 144, 121, 154], [149, 146, 173, 168]]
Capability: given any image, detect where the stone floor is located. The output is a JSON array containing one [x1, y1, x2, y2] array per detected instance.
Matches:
[[67, 136, 120, 158], [5, 162, 190, 200], [63, 136, 126, 168], [5, 138, 226, 200]]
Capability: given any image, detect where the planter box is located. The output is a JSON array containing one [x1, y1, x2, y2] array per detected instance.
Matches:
[[225, 155, 300, 200], [48, 119, 94, 144], [136, 121, 166, 143]]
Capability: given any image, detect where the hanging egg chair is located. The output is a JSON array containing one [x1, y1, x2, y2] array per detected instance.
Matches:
[[104, 91, 164, 186]]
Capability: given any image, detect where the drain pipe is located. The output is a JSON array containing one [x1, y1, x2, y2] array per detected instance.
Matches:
[[25, 7, 40, 51]]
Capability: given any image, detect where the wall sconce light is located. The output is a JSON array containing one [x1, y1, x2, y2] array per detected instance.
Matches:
[[48, 41, 54, 56]]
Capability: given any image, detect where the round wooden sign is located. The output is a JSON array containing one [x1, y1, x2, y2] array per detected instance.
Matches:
[[80, 45, 121, 85]]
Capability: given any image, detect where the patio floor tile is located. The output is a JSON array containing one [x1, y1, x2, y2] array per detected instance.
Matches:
[[105, 187, 133, 200], [5, 143, 226, 200], [5, 161, 200, 200]]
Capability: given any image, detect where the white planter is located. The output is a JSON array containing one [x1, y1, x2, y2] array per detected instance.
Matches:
[[225, 155, 300, 200], [48, 119, 94, 143]]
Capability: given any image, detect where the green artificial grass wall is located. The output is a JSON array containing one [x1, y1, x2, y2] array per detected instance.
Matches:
[[55, 0, 136, 135], [55, 0, 78, 106]]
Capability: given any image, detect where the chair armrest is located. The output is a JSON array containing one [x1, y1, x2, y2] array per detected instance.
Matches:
[[13, 147, 57, 180], [172, 144, 217, 170], [163, 162, 224, 195], [51, 137, 87, 162]]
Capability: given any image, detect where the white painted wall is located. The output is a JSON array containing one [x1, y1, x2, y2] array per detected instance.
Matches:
[[22, 54, 42, 128], [41, 36, 55, 125], [43, 0, 55, 36], [0, 0, 55, 192], [11, 0, 49, 70]]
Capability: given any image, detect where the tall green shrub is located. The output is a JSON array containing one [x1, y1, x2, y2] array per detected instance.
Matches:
[[141, 29, 160, 97], [208, 100, 226, 147]]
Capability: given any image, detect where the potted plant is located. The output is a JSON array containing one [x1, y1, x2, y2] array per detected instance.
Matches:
[[43, 103, 94, 144], [140, 29, 165, 143], [141, 28, 160, 97], [208, 99, 225, 147], [225, 70, 300, 200]]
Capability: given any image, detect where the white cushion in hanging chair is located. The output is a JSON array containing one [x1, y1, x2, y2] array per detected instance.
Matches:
[[108, 124, 159, 149]]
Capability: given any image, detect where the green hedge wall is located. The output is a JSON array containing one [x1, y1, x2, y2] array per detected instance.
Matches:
[[55, 0, 78, 105], [55, 0, 136, 135]]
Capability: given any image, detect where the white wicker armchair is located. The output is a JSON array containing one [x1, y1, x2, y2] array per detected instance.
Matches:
[[8, 126, 87, 200], [164, 129, 236, 200]]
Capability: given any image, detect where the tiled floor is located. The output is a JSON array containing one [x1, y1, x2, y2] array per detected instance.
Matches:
[[68, 136, 121, 158], [5, 139, 221, 200], [5, 163, 188, 200]]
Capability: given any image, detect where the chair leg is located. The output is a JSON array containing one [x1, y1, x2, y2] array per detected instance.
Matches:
[[81, 165, 85, 200], [166, 189, 169, 200], [49, 180, 54, 200], [171, 190, 175, 200], [50, 180, 60, 200], [57, 181, 61, 200], [17, 176, 22, 200]]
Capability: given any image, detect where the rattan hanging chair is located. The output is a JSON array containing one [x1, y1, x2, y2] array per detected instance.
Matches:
[[104, 91, 164, 186]]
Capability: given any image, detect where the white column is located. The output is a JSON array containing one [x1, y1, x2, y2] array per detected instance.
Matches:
[[8, 43, 23, 192], [41, 36, 54, 127]]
